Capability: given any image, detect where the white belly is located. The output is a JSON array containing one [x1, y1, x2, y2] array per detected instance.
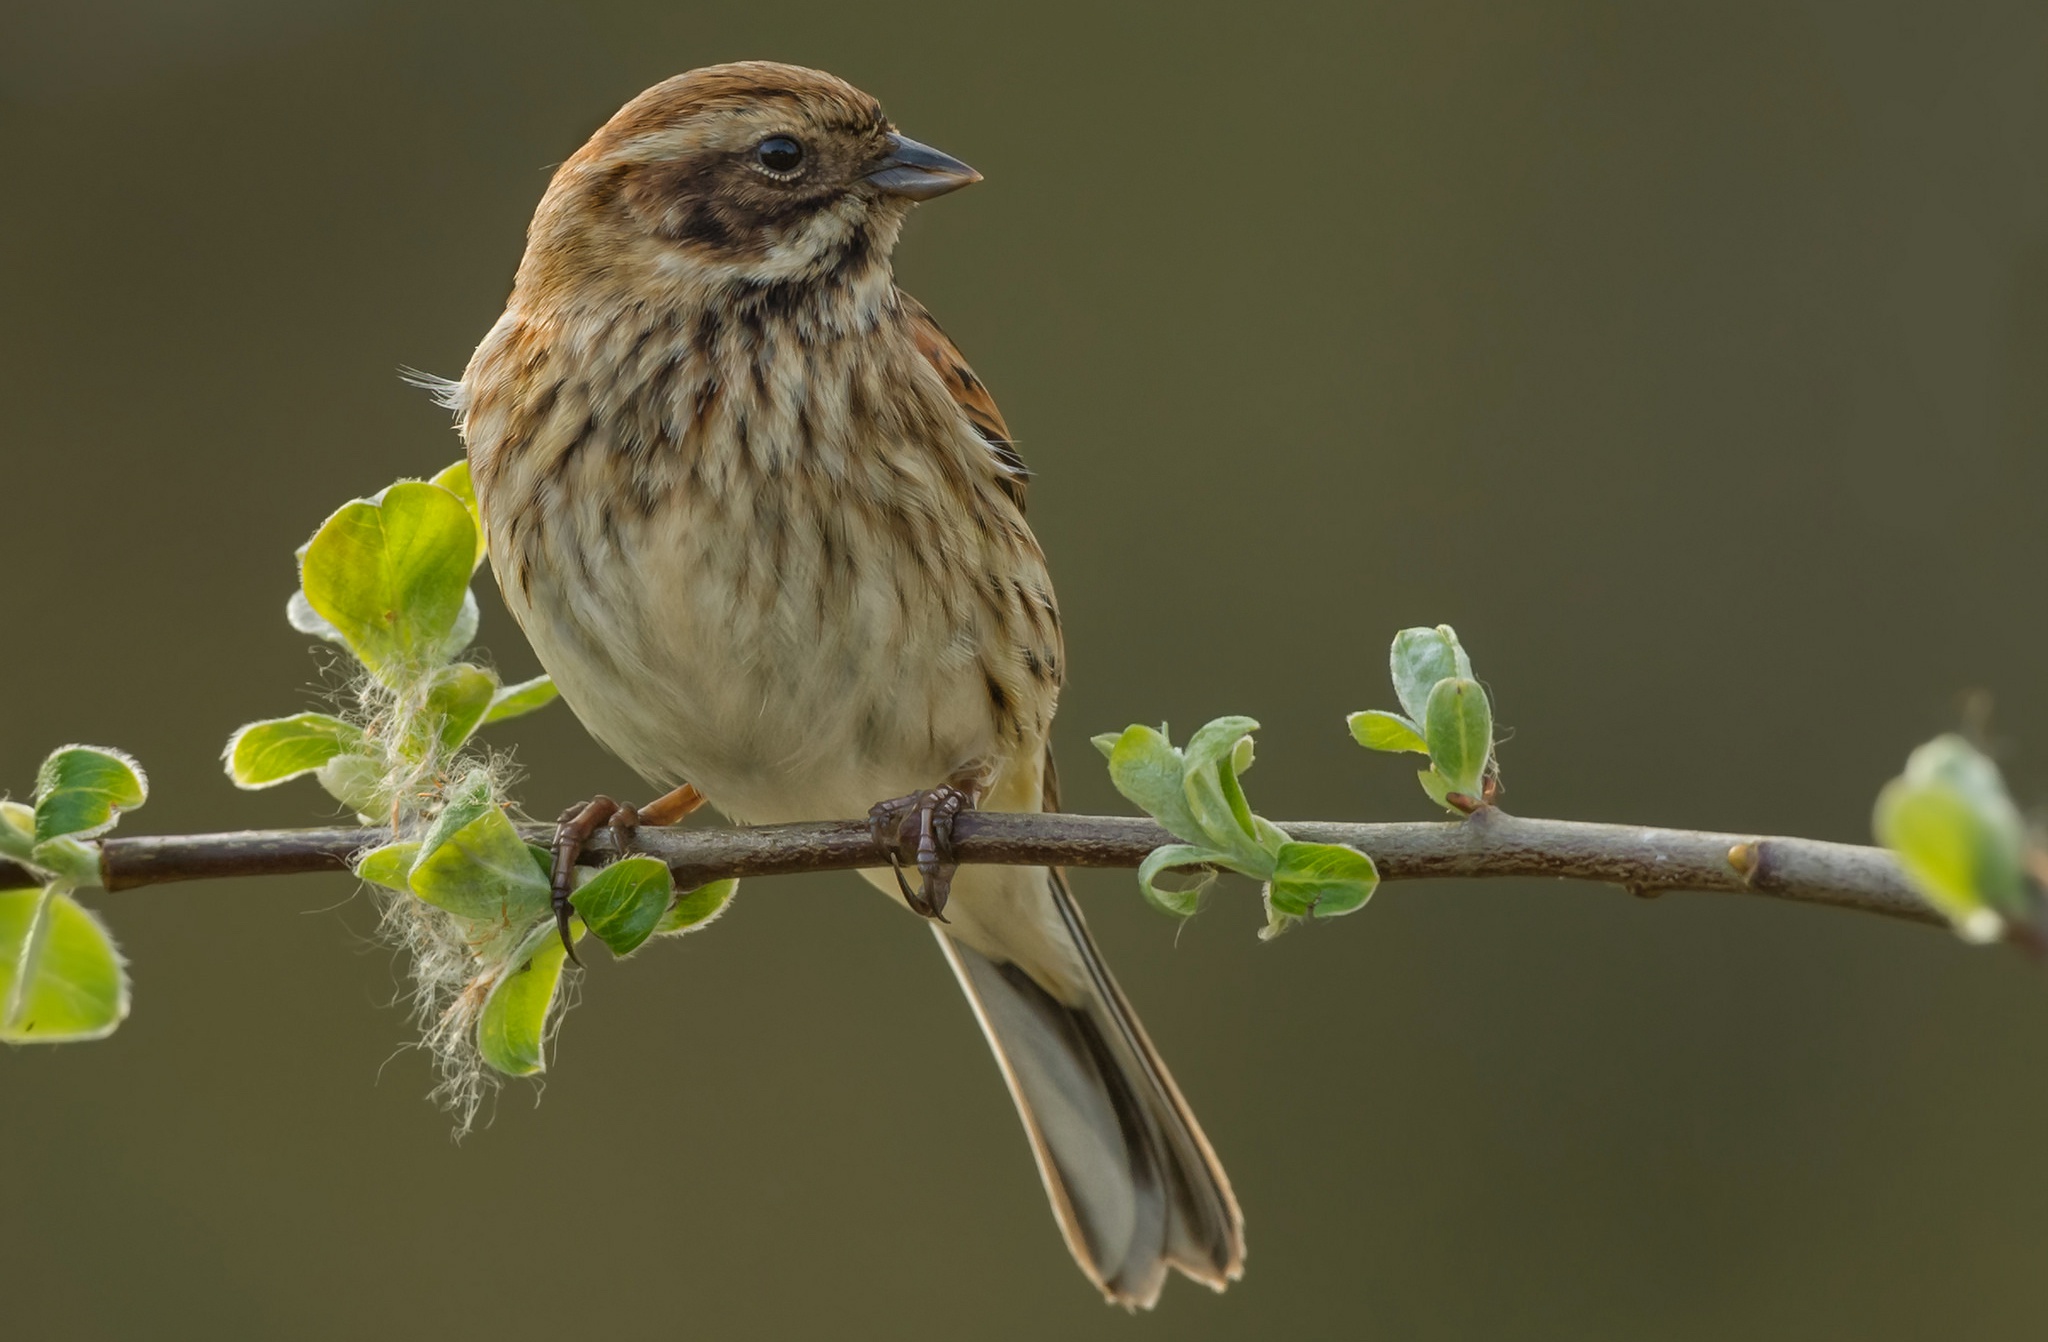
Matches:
[[503, 482, 1012, 825]]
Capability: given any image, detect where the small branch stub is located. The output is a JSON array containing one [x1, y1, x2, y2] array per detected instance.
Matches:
[[1728, 841, 1763, 884]]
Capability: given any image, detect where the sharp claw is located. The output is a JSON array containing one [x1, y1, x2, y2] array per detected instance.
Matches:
[[550, 848, 583, 965], [551, 796, 622, 967], [922, 861, 955, 921], [888, 851, 934, 918], [554, 897, 581, 965]]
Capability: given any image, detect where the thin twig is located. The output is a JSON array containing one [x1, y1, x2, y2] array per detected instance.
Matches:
[[0, 808, 1937, 928]]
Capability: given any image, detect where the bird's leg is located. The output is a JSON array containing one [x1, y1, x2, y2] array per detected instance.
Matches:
[[868, 779, 978, 921], [634, 782, 706, 829], [550, 784, 705, 959]]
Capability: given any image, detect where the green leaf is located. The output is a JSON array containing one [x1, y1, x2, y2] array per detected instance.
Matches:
[[1423, 677, 1492, 801], [1090, 733, 1119, 760], [1181, 717, 1272, 870], [656, 878, 738, 935], [1418, 767, 1456, 812], [298, 481, 477, 678], [316, 753, 388, 818], [33, 746, 147, 843], [286, 588, 348, 645], [1184, 717, 1261, 784], [1267, 841, 1379, 919], [429, 459, 489, 570], [445, 590, 481, 661], [354, 842, 420, 894], [29, 837, 101, 888], [1258, 906, 1301, 942], [1111, 719, 1289, 916], [571, 856, 673, 957], [0, 801, 35, 862], [1136, 844, 1230, 918], [1873, 734, 2029, 941], [1348, 709, 1428, 754], [1104, 725, 1207, 846], [426, 663, 499, 751], [415, 770, 494, 852], [409, 779, 550, 926], [1251, 814, 1292, 854], [481, 674, 559, 727], [1232, 734, 1256, 776], [224, 713, 364, 789], [1391, 625, 1473, 725], [0, 887, 129, 1042], [476, 922, 571, 1077]]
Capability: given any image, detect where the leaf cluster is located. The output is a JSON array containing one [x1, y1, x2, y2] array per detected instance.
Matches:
[[1, 457, 748, 1109], [1347, 624, 1496, 811], [218, 461, 752, 1100], [1874, 734, 2047, 945], [1091, 625, 1508, 940], [1093, 719, 1378, 940], [224, 463, 557, 819], [353, 769, 731, 1075], [0, 745, 145, 1042]]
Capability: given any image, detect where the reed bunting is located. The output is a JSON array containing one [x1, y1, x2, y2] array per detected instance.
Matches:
[[453, 61, 1242, 1306]]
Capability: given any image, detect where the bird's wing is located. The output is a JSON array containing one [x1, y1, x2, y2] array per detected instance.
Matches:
[[903, 295, 1032, 508]]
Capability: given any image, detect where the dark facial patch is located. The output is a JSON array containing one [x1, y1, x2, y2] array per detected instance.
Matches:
[[621, 149, 843, 260], [611, 105, 895, 273]]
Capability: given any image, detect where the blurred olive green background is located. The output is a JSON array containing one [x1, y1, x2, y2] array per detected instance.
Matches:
[[6, 1, 2048, 1336]]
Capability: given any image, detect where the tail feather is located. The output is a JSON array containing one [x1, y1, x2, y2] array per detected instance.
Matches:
[[934, 869, 1244, 1307]]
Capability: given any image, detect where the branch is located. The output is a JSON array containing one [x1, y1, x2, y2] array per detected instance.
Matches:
[[0, 808, 1938, 929]]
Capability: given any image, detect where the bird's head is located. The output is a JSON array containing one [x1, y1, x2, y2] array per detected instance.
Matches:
[[517, 62, 980, 306]]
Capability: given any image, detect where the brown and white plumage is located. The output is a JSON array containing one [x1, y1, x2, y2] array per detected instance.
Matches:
[[457, 62, 1243, 1306]]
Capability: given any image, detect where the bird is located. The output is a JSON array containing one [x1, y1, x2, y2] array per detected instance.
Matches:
[[453, 61, 1243, 1307]]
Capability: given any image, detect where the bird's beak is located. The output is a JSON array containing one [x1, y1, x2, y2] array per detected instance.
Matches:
[[866, 133, 982, 201]]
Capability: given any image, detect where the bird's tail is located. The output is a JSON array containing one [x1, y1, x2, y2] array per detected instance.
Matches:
[[933, 867, 1245, 1308]]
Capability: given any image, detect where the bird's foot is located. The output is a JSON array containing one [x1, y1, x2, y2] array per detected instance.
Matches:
[[868, 784, 975, 921], [549, 784, 704, 960]]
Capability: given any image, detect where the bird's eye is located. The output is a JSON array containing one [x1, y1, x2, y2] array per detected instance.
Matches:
[[755, 136, 805, 174]]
